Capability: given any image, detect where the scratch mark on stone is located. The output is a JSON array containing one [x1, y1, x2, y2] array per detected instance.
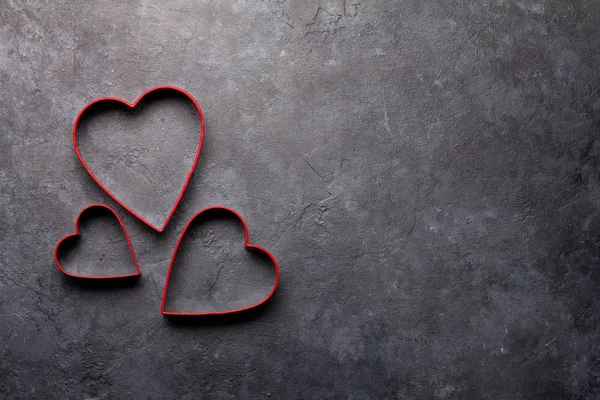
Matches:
[[149, 272, 161, 299], [406, 209, 417, 237], [201, 264, 226, 299], [383, 106, 391, 135], [304, 156, 328, 181]]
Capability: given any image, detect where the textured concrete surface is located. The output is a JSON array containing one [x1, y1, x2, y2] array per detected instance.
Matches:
[[1, 0, 600, 398]]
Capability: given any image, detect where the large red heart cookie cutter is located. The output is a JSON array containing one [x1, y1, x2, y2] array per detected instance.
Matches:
[[161, 206, 280, 316], [54, 204, 141, 279], [73, 85, 205, 232]]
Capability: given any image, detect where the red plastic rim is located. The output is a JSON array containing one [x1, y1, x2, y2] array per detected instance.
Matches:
[[72, 85, 205, 232], [54, 204, 141, 279], [161, 206, 280, 316]]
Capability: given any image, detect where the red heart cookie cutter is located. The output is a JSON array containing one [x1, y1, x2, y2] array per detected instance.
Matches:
[[72, 85, 205, 232], [54, 204, 141, 279], [161, 206, 280, 316]]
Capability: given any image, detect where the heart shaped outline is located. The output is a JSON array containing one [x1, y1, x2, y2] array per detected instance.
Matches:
[[54, 204, 141, 279], [73, 85, 205, 232], [161, 206, 280, 316]]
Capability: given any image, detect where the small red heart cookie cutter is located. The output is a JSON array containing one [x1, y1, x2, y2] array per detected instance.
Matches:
[[72, 85, 205, 232], [54, 204, 141, 279], [161, 206, 279, 316]]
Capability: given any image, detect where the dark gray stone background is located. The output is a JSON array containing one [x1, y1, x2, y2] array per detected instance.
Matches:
[[1, 0, 599, 398]]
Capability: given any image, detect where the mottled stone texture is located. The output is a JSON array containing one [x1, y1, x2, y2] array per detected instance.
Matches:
[[1, 0, 600, 399]]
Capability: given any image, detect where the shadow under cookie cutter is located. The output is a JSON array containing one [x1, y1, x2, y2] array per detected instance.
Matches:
[[54, 204, 141, 279], [72, 85, 205, 232], [161, 206, 280, 316]]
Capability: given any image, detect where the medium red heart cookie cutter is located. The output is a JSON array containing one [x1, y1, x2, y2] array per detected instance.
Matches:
[[161, 206, 279, 316], [54, 204, 141, 279], [72, 85, 205, 232]]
